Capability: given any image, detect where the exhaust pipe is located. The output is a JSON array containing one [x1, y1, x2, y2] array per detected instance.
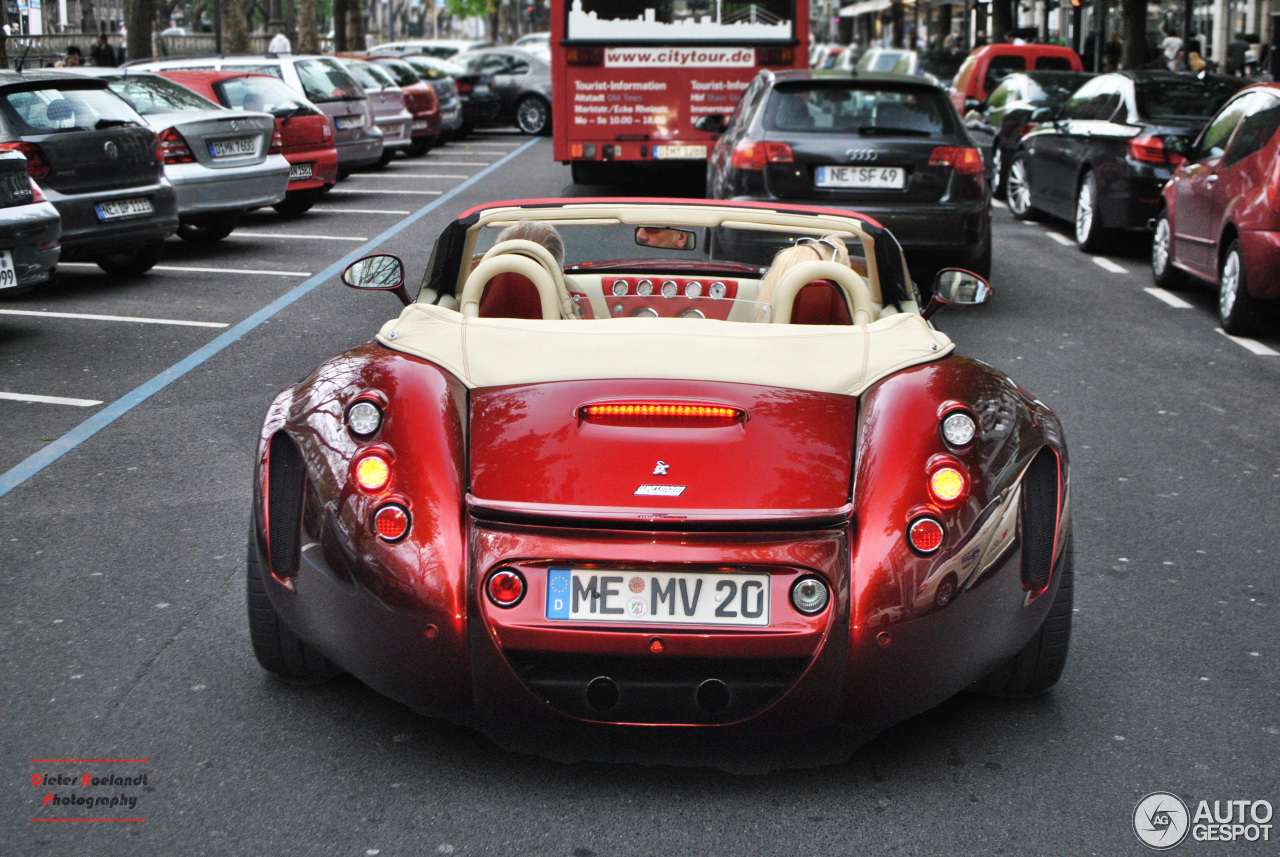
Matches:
[[585, 676, 619, 713], [695, 678, 730, 715]]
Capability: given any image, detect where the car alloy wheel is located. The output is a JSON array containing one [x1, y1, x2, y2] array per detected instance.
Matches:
[[1006, 156, 1043, 220], [991, 146, 1004, 198], [1074, 171, 1105, 251], [1150, 213, 1186, 289], [516, 96, 550, 135], [1219, 241, 1257, 335]]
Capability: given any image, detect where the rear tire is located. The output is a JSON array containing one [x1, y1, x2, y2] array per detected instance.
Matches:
[[1219, 239, 1259, 335], [1150, 211, 1188, 289], [177, 211, 241, 244], [1006, 154, 1046, 221], [973, 529, 1073, 697], [1073, 171, 1109, 252], [246, 532, 342, 684], [273, 189, 321, 216], [408, 136, 434, 157], [990, 143, 1009, 201], [95, 240, 165, 277], [375, 148, 394, 169]]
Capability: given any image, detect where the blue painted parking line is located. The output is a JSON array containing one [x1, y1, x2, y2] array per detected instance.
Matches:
[[0, 137, 540, 500]]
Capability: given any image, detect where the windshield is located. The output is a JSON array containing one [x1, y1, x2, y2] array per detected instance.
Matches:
[[212, 76, 318, 118], [294, 58, 366, 102], [1135, 79, 1245, 122], [106, 75, 220, 114], [372, 59, 420, 87], [1024, 73, 1090, 104], [565, 0, 796, 43], [346, 61, 396, 89], [1, 86, 143, 133], [766, 85, 954, 136], [406, 56, 465, 78]]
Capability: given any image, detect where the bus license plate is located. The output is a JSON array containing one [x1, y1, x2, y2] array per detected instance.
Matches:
[[0, 250, 15, 290], [815, 166, 905, 189], [288, 162, 313, 180], [209, 137, 256, 158], [95, 198, 154, 221], [545, 568, 769, 626], [654, 145, 708, 160]]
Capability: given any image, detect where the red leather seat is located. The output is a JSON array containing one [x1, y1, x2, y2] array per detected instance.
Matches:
[[477, 272, 543, 319], [789, 281, 853, 325]]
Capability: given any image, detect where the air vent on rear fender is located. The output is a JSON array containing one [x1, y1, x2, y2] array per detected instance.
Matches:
[[267, 431, 306, 578], [1020, 448, 1060, 594]]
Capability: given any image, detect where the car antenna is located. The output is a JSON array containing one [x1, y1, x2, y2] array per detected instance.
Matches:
[[16, 42, 31, 73]]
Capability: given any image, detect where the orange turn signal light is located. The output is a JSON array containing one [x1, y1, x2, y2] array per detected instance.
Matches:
[[354, 455, 391, 491], [929, 467, 966, 504]]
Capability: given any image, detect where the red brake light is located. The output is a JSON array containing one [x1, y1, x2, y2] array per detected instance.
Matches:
[[929, 146, 984, 176], [158, 127, 194, 164], [373, 504, 409, 541], [456, 81, 472, 94], [29, 178, 46, 203], [908, 517, 945, 554], [1019, 122, 1038, 138], [730, 141, 765, 170], [269, 127, 283, 155], [580, 401, 745, 427], [486, 569, 525, 607], [0, 141, 52, 179], [1129, 135, 1184, 166], [764, 142, 794, 163]]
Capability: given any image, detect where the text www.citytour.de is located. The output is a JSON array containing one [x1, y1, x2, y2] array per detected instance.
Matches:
[[605, 48, 756, 67]]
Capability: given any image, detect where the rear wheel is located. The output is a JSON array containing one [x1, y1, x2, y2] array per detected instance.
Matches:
[[375, 148, 394, 168], [273, 189, 321, 216], [177, 211, 241, 244], [990, 144, 1008, 201], [96, 240, 165, 277], [1073, 171, 1109, 252], [408, 136, 434, 157], [515, 95, 551, 135], [1219, 239, 1259, 335], [1150, 212, 1188, 289], [1006, 154, 1046, 221], [246, 532, 342, 683]]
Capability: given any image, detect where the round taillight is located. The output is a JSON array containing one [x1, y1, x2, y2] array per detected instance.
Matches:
[[941, 411, 977, 447], [354, 455, 391, 491], [790, 577, 829, 615], [929, 467, 966, 504], [347, 401, 382, 437], [487, 569, 525, 607], [373, 504, 409, 541], [908, 517, 945, 554]]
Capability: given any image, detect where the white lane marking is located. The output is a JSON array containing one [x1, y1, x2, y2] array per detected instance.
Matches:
[[310, 207, 412, 215], [232, 231, 368, 242], [1143, 287, 1192, 309], [1093, 257, 1128, 274], [992, 199, 1007, 209], [414, 161, 492, 167], [327, 189, 443, 196], [1215, 328, 1280, 356], [59, 262, 311, 276], [349, 173, 471, 179], [0, 309, 228, 328], [0, 391, 103, 407], [1045, 231, 1074, 246]]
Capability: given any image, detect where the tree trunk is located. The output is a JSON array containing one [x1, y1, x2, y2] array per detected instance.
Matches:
[[990, 0, 1012, 41], [297, 0, 319, 51], [1120, 0, 1146, 68], [348, 0, 365, 50], [224, 0, 252, 51], [333, 0, 348, 50], [125, 0, 155, 60], [890, 0, 904, 47]]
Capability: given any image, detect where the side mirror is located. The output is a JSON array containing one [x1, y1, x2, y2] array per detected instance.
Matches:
[[924, 268, 991, 319], [1029, 105, 1058, 123], [343, 253, 412, 306], [693, 114, 726, 135], [635, 226, 696, 250]]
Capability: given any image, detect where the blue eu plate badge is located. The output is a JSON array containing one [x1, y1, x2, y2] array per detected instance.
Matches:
[[546, 568, 571, 619]]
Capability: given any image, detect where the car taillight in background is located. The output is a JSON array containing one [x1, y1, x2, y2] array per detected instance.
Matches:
[[269, 127, 284, 155], [929, 146, 984, 175], [456, 81, 472, 94], [729, 141, 794, 170], [0, 141, 51, 179], [321, 117, 333, 139], [158, 127, 195, 164], [29, 178, 47, 203], [1129, 136, 1185, 166]]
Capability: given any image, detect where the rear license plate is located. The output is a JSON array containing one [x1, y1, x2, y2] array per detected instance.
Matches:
[[545, 568, 769, 626], [382, 124, 403, 138], [654, 144, 708, 160], [412, 118, 429, 130], [209, 137, 256, 158], [335, 115, 363, 130], [473, 85, 491, 95], [95, 197, 154, 221], [0, 250, 15, 289], [815, 165, 906, 189], [288, 162, 313, 180]]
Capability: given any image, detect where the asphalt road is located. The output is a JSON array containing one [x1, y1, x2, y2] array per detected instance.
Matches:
[[2, 135, 1278, 857]]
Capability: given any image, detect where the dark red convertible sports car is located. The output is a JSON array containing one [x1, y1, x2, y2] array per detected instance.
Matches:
[[249, 199, 1072, 762]]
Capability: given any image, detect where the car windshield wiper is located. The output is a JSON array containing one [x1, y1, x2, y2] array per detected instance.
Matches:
[[856, 126, 934, 137], [94, 118, 137, 129]]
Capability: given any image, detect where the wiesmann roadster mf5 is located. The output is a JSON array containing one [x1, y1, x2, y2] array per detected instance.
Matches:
[[248, 199, 1071, 759]]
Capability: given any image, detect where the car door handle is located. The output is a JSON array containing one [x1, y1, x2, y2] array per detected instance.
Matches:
[[1206, 174, 1219, 183]]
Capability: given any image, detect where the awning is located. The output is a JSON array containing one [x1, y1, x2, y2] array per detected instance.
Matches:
[[839, 0, 892, 16]]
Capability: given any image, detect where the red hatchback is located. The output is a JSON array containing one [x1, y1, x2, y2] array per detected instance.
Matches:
[[1153, 83, 1280, 333], [159, 70, 340, 215], [350, 55, 442, 156]]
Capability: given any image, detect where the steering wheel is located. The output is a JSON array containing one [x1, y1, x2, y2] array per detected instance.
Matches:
[[479, 238, 576, 318], [770, 260, 877, 325]]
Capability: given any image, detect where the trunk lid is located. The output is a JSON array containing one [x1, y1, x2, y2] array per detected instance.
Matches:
[[148, 110, 275, 167], [469, 379, 857, 524], [32, 125, 161, 195]]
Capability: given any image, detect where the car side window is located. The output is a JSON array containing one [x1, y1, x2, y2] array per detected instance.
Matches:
[[1089, 90, 1122, 122], [1222, 93, 1280, 168], [1034, 56, 1074, 71], [984, 56, 1026, 96], [1192, 96, 1251, 162], [1060, 78, 1102, 120], [507, 58, 530, 75], [728, 77, 763, 130]]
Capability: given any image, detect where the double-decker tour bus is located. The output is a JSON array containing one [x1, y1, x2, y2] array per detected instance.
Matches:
[[551, 0, 808, 183]]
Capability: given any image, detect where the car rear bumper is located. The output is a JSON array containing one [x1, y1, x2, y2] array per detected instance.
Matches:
[[336, 133, 384, 169], [1240, 229, 1280, 299], [0, 200, 61, 290], [411, 110, 442, 139], [439, 103, 464, 133], [374, 113, 415, 150], [48, 181, 178, 258], [461, 95, 501, 125], [283, 146, 340, 192], [166, 155, 290, 215]]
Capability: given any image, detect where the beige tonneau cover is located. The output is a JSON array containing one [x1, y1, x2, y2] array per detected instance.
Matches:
[[376, 305, 954, 397]]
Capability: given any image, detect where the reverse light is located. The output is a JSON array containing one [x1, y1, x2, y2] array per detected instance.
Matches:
[[1129, 136, 1184, 166], [580, 401, 745, 427], [0, 141, 51, 179], [354, 454, 391, 491], [941, 411, 977, 447], [486, 569, 526, 607], [929, 146, 985, 176], [790, 577, 829, 615], [373, 504, 409, 541], [764, 142, 794, 163], [346, 401, 382, 437], [158, 127, 195, 164], [269, 127, 284, 155], [929, 467, 967, 504], [908, 517, 945, 554]]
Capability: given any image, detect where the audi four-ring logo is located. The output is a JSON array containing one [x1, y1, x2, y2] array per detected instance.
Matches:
[[845, 149, 878, 162]]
